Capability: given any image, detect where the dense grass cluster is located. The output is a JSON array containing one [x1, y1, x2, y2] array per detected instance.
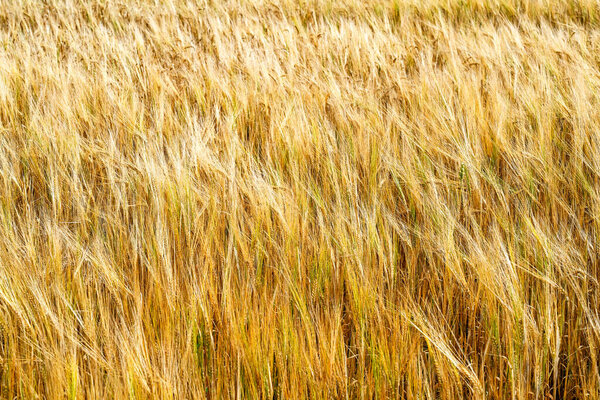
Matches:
[[1, 0, 600, 398]]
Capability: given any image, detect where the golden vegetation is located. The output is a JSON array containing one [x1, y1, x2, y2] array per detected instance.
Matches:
[[1, 0, 600, 398]]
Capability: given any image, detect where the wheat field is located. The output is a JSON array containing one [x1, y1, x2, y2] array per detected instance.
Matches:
[[1, 0, 600, 398]]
